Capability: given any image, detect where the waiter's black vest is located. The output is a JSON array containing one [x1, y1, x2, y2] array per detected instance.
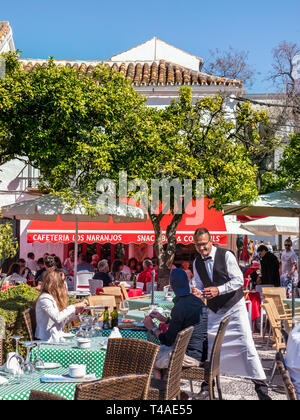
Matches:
[[195, 248, 244, 313]]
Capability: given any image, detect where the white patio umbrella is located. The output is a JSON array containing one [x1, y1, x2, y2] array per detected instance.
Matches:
[[224, 189, 300, 327], [2, 194, 146, 285], [240, 216, 299, 236]]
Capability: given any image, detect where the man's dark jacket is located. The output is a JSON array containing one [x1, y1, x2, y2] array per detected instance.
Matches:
[[158, 294, 208, 363], [260, 251, 280, 286]]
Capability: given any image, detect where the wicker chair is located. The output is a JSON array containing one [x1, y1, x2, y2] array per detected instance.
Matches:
[[22, 308, 36, 341], [148, 326, 194, 400], [29, 390, 67, 400], [181, 315, 231, 400], [275, 352, 298, 400], [75, 374, 149, 400], [102, 338, 160, 399]]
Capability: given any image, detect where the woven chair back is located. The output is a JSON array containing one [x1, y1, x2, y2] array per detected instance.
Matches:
[[75, 374, 149, 400], [29, 390, 67, 400], [22, 308, 36, 341], [164, 326, 194, 400], [275, 352, 298, 400], [209, 315, 231, 376], [102, 338, 160, 399]]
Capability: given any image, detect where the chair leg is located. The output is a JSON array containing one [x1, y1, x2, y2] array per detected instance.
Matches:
[[189, 379, 194, 394], [216, 375, 223, 400], [269, 359, 277, 385], [208, 377, 215, 400]]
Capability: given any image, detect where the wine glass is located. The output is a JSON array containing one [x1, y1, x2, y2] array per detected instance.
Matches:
[[10, 335, 25, 383], [33, 342, 45, 368], [21, 341, 36, 378], [119, 300, 129, 318]]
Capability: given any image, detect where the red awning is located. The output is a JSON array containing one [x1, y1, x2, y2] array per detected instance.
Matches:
[[27, 198, 228, 245]]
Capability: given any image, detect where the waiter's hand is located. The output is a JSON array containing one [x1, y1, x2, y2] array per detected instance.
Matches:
[[192, 288, 202, 299], [202, 287, 219, 300]]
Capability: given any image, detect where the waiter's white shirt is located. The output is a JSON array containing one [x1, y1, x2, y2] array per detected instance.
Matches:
[[193, 245, 266, 380], [193, 246, 243, 303], [286, 321, 300, 399]]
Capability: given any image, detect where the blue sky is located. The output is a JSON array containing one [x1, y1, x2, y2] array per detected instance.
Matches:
[[2, 0, 300, 93]]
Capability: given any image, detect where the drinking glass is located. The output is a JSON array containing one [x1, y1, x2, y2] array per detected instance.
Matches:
[[21, 341, 36, 377], [10, 335, 25, 383], [119, 300, 129, 318], [33, 342, 44, 368]]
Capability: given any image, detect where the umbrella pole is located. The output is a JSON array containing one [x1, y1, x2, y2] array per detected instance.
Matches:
[[151, 270, 155, 306], [73, 217, 79, 291]]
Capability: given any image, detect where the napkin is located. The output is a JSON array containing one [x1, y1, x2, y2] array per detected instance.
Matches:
[[2, 352, 23, 375], [0, 375, 8, 385], [108, 327, 122, 339], [40, 373, 96, 383]]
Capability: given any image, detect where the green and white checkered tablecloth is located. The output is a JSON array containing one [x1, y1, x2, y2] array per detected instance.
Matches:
[[128, 292, 174, 311], [0, 329, 155, 400]]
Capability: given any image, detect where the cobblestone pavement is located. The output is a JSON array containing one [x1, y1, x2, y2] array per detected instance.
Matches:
[[181, 334, 287, 400]]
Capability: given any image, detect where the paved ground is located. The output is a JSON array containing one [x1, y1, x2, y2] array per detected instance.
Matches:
[[181, 334, 287, 400]]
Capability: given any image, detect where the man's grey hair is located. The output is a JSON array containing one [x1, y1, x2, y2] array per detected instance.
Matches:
[[98, 259, 109, 272]]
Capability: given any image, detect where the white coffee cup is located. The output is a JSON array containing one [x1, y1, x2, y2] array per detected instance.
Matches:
[[69, 364, 86, 378], [77, 338, 91, 349]]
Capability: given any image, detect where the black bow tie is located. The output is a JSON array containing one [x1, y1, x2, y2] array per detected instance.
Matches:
[[203, 256, 212, 261]]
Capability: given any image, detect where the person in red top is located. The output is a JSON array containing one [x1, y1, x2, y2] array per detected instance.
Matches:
[[138, 259, 157, 292], [244, 260, 260, 288]]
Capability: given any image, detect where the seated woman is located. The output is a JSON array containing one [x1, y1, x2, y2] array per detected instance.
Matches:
[[5, 263, 26, 285], [110, 259, 126, 283], [35, 269, 88, 342]]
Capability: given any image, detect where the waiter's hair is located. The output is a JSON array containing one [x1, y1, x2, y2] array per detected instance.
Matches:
[[194, 228, 211, 241]]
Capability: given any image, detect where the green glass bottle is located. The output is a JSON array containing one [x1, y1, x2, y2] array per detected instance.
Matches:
[[103, 306, 110, 330], [111, 306, 119, 328]]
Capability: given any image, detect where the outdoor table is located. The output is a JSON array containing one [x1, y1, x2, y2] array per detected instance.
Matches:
[[127, 288, 143, 298], [0, 329, 155, 400], [283, 298, 300, 310], [0, 366, 86, 400], [127, 292, 174, 311], [247, 291, 261, 322], [95, 287, 143, 298]]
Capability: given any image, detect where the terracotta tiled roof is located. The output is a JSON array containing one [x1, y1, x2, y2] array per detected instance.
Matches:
[[19, 58, 243, 88]]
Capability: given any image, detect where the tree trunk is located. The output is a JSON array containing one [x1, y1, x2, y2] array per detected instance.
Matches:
[[150, 212, 184, 290]]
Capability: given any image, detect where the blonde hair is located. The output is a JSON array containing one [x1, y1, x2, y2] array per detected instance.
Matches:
[[40, 269, 68, 311]]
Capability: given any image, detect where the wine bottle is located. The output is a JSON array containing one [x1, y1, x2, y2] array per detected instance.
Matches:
[[103, 306, 110, 330], [111, 306, 119, 328]]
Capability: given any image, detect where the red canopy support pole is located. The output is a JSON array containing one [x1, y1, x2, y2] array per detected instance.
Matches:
[[111, 244, 115, 265], [97, 244, 101, 259]]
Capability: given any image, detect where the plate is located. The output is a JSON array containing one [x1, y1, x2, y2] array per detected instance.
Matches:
[[35, 363, 62, 369], [121, 318, 134, 323], [63, 333, 75, 339]]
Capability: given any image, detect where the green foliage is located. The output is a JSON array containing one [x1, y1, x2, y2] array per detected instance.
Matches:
[[0, 220, 18, 262], [0, 284, 79, 360], [0, 284, 39, 358], [260, 133, 300, 193]]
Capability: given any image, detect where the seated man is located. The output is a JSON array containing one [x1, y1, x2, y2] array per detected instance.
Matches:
[[285, 321, 300, 399], [77, 254, 94, 272], [92, 259, 113, 287], [143, 268, 208, 379]]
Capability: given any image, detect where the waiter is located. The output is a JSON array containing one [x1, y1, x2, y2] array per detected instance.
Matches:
[[192, 227, 271, 400]]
